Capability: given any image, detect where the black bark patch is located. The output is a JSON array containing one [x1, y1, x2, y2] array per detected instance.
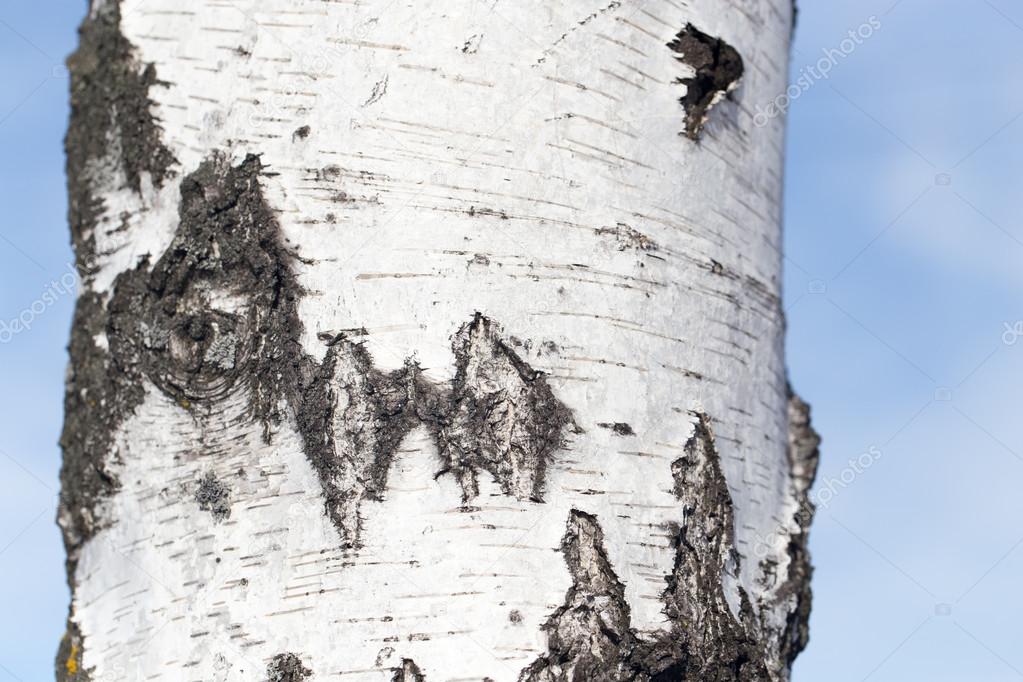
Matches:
[[66, 0, 175, 207], [59, 0, 179, 576], [656, 412, 769, 680], [195, 471, 231, 521], [520, 510, 639, 682], [60, 151, 309, 572], [296, 338, 418, 544], [427, 313, 574, 502], [598, 422, 635, 437], [58, 290, 144, 570], [106, 152, 307, 435], [297, 314, 574, 547], [667, 24, 744, 140], [391, 658, 426, 682], [267, 652, 312, 681], [776, 388, 820, 667], [293, 125, 311, 140], [521, 414, 773, 681]]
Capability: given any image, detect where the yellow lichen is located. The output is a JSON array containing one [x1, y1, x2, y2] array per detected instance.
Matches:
[[65, 642, 79, 675]]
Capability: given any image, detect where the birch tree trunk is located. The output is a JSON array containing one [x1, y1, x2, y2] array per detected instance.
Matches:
[[57, 0, 819, 680]]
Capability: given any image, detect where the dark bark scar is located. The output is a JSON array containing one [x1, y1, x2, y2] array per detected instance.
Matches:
[[667, 24, 744, 140]]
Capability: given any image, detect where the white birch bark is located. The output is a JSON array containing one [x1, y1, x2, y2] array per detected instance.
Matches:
[[57, 0, 818, 680]]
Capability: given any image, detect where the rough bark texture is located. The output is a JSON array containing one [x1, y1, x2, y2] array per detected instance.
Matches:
[[297, 313, 574, 546], [59, 0, 810, 679], [521, 414, 774, 681], [59, 0, 177, 585], [778, 389, 821, 668]]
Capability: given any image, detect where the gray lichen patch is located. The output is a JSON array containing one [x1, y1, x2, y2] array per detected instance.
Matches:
[[667, 24, 744, 140], [391, 659, 426, 682], [595, 223, 657, 252], [267, 652, 312, 681], [428, 314, 574, 502], [194, 471, 231, 521]]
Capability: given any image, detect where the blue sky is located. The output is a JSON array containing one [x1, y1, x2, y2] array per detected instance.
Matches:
[[1, 0, 1022, 680]]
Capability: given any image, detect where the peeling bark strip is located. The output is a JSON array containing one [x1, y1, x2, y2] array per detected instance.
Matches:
[[299, 313, 574, 546], [522, 415, 771, 682], [267, 652, 312, 681], [667, 24, 744, 140]]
